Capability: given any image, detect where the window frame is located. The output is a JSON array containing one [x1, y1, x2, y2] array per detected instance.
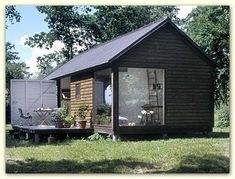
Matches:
[[118, 67, 165, 127], [76, 83, 81, 99]]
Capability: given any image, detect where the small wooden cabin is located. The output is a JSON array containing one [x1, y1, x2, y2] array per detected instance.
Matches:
[[45, 17, 216, 136]]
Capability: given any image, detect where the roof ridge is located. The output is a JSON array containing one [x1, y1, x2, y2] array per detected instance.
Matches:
[[98, 17, 167, 45], [45, 17, 168, 79], [70, 17, 167, 60], [44, 17, 169, 80]]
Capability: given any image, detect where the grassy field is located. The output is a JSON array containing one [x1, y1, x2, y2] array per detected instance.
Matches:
[[5, 126, 230, 173]]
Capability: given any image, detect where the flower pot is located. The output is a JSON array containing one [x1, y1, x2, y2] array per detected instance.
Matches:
[[63, 123, 71, 128], [76, 120, 87, 129], [55, 121, 64, 128]]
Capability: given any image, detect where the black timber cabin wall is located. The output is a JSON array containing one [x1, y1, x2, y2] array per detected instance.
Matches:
[[112, 22, 214, 134]]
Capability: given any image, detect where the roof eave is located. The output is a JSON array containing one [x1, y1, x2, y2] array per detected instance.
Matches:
[[44, 62, 110, 80]]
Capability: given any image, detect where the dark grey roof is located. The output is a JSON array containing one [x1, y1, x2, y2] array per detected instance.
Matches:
[[44, 17, 169, 80], [44, 17, 215, 80]]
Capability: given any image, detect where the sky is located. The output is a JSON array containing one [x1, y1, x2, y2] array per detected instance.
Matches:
[[6, 5, 196, 77]]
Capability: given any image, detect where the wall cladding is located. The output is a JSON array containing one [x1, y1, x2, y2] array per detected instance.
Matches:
[[70, 77, 94, 128], [116, 23, 214, 129]]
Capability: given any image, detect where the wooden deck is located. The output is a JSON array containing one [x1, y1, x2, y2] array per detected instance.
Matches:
[[12, 125, 94, 143], [94, 124, 113, 134]]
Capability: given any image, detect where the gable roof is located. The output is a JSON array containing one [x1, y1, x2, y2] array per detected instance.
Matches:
[[44, 17, 216, 80]]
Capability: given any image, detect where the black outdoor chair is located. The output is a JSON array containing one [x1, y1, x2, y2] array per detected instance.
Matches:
[[18, 108, 32, 120]]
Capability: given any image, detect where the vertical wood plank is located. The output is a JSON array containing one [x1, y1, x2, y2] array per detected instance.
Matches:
[[56, 79, 61, 108], [112, 66, 119, 134]]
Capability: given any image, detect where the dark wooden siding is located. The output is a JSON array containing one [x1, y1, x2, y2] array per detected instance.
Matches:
[[115, 23, 214, 131]]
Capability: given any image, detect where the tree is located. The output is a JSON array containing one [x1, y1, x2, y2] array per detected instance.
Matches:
[[5, 5, 21, 28], [25, 6, 97, 77], [6, 42, 31, 90], [5, 6, 31, 89], [92, 6, 180, 42], [26, 5, 179, 77], [5, 6, 31, 123], [182, 6, 229, 107]]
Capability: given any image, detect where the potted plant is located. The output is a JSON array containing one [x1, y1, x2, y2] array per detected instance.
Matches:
[[51, 102, 69, 128], [51, 109, 64, 128], [64, 115, 75, 128], [75, 104, 89, 128]]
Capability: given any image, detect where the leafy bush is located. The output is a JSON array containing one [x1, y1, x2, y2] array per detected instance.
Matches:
[[61, 102, 69, 119], [97, 104, 111, 116], [96, 104, 111, 125], [51, 109, 64, 122], [215, 104, 230, 128], [88, 133, 112, 141], [96, 114, 111, 124], [51, 102, 69, 122], [76, 104, 89, 120], [88, 133, 105, 141], [64, 115, 75, 126]]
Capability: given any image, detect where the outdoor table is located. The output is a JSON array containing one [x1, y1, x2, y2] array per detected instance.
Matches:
[[33, 107, 56, 125], [141, 104, 163, 124]]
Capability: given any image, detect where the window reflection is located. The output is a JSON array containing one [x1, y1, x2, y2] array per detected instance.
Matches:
[[119, 68, 164, 126]]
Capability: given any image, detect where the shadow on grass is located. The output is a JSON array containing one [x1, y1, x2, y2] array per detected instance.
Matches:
[[6, 157, 159, 173], [6, 154, 229, 173], [166, 154, 229, 173], [5, 132, 79, 148], [120, 131, 229, 141], [6, 131, 229, 148], [167, 132, 229, 140], [208, 132, 230, 138]]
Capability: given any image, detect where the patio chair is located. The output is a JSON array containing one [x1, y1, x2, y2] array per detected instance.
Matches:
[[18, 108, 32, 120]]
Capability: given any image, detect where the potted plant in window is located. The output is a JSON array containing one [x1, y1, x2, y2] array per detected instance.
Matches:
[[75, 104, 89, 129], [96, 104, 111, 125], [64, 115, 75, 128]]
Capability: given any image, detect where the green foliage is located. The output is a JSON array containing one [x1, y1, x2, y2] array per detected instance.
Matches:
[[92, 6, 180, 42], [26, 32, 56, 49], [96, 104, 111, 115], [5, 8, 31, 88], [25, 6, 179, 76], [61, 102, 69, 119], [96, 114, 111, 125], [36, 52, 66, 78], [5, 7, 30, 123], [5, 42, 31, 90], [51, 109, 64, 122], [52, 102, 69, 122], [76, 104, 89, 120], [96, 104, 111, 124], [5, 5, 21, 28], [87, 133, 112, 141], [87, 133, 105, 141], [64, 115, 75, 126], [25, 6, 97, 76], [215, 104, 230, 128], [6, 129, 229, 173], [182, 6, 230, 106]]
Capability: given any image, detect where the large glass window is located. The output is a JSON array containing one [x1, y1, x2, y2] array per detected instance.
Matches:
[[118, 67, 164, 126]]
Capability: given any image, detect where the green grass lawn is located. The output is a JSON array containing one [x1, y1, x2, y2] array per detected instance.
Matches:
[[5, 126, 230, 173]]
